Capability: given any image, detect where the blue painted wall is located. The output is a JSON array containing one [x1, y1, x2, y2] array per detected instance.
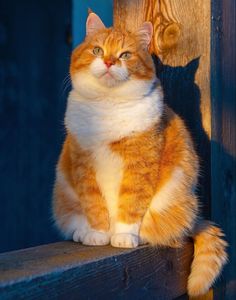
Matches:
[[72, 0, 113, 47], [0, 0, 113, 253], [0, 0, 71, 253]]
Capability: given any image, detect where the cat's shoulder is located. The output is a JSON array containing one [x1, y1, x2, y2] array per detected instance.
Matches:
[[161, 105, 192, 142]]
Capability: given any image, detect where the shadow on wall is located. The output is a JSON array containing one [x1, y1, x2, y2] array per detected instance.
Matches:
[[153, 56, 211, 218], [155, 56, 236, 294]]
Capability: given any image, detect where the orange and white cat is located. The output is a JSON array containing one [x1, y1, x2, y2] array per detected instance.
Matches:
[[53, 13, 227, 297]]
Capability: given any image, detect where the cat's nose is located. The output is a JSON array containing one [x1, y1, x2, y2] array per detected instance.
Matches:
[[104, 60, 114, 68]]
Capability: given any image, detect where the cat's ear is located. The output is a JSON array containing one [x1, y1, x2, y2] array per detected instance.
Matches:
[[86, 13, 106, 36], [136, 22, 153, 49]]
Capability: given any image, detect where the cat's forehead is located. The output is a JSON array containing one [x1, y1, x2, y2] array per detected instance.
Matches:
[[91, 29, 137, 50]]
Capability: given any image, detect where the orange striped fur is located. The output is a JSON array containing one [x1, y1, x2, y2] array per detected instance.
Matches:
[[53, 13, 227, 297]]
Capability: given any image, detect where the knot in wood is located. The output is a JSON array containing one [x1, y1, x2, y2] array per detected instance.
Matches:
[[159, 23, 181, 51]]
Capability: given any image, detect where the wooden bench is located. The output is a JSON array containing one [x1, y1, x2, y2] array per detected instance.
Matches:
[[0, 241, 193, 299]]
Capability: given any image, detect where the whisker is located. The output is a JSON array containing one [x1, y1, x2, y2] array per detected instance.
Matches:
[[60, 73, 72, 97], [62, 81, 71, 96]]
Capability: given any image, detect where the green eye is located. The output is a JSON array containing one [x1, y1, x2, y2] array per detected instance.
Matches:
[[93, 47, 104, 57], [119, 52, 132, 60]]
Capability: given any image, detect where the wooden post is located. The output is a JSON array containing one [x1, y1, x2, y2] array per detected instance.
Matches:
[[114, 0, 211, 215]]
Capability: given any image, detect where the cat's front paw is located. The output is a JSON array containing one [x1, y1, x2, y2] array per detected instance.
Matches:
[[73, 229, 87, 243], [82, 231, 110, 246], [111, 233, 139, 248]]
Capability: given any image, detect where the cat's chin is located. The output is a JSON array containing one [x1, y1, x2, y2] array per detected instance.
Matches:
[[71, 71, 160, 101], [97, 75, 123, 88]]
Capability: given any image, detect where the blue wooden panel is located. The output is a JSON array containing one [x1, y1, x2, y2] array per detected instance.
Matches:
[[72, 0, 113, 47], [0, 0, 71, 252], [211, 0, 236, 298]]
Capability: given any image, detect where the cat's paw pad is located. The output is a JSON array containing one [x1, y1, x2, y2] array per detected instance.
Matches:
[[111, 233, 139, 248], [73, 229, 87, 243], [82, 231, 110, 246]]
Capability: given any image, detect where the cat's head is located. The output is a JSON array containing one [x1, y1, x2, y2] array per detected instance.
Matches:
[[70, 13, 156, 99]]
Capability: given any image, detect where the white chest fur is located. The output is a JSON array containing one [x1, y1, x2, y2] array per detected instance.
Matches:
[[65, 88, 163, 149], [92, 145, 123, 233]]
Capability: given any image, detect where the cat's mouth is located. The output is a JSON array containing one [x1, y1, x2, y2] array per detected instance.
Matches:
[[91, 66, 129, 87], [96, 71, 119, 87], [104, 73, 115, 80], [100, 70, 114, 79]]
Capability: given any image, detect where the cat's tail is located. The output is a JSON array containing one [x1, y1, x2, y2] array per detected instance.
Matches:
[[187, 220, 228, 297]]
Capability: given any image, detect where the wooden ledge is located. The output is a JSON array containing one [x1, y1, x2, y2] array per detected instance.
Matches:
[[0, 241, 193, 299]]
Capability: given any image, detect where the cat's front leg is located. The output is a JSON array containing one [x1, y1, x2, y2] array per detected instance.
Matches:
[[53, 166, 110, 246], [111, 187, 151, 248], [69, 140, 111, 246], [110, 131, 160, 248], [74, 190, 110, 246]]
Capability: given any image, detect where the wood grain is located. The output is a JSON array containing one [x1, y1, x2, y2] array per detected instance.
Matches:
[[0, 241, 193, 300], [114, 0, 211, 214]]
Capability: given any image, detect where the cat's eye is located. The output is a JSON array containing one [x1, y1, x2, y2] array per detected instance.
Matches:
[[119, 52, 132, 60], [93, 47, 104, 57]]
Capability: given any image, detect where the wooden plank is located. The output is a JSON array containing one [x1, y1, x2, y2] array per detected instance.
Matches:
[[0, 0, 71, 252], [211, 0, 236, 299], [0, 241, 193, 299], [114, 0, 211, 216]]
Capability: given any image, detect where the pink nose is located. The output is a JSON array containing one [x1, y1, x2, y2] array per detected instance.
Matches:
[[104, 60, 114, 68]]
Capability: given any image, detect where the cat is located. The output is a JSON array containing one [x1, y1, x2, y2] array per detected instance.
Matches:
[[53, 12, 227, 297]]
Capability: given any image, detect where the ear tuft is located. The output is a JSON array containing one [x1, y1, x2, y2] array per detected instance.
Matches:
[[136, 22, 153, 49], [88, 8, 93, 15], [86, 13, 106, 36]]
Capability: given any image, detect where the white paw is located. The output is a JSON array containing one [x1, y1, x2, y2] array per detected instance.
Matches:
[[68, 215, 89, 243], [111, 233, 139, 248], [82, 231, 110, 246], [73, 229, 87, 243]]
